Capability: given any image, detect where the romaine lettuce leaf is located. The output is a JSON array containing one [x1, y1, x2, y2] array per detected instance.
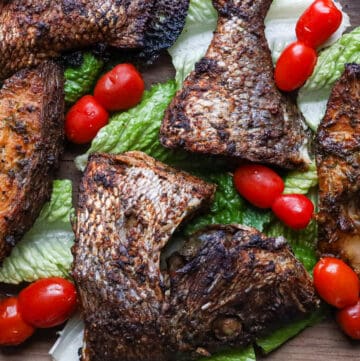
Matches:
[[0, 180, 74, 284], [168, 0, 218, 87], [284, 161, 318, 194], [75, 81, 177, 171], [257, 309, 324, 353], [169, 0, 350, 89], [265, 0, 350, 63], [298, 26, 360, 131], [183, 172, 272, 236], [49, 313, 84, 361], [200, 347, 256, 361], [64, 52, 103, 104]]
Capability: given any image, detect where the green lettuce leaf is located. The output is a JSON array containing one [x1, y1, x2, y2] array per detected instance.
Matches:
[[0, 180, 74, 284], [75, 81, 177, 171], [200, 346, 256, 361], [64, 52, 104, 104], [168, 0, 218, 87], [257, 309, 324, 353], [298, 27, 360, 131], [265, 0, 350, 63], [284, 161, 318, 194], [183, 172, 272, 236], [169, 0, 350, 88]]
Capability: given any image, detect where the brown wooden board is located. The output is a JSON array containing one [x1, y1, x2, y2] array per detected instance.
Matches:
[[1, 1, 360, 360]]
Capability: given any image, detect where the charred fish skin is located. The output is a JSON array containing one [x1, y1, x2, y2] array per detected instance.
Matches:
[[316, 63, 360, 276], [72, 151, 216, 361], [0, 0, 189, 80], [73, 152, 318, 361], [139, 0, 190, 62], [160, 0, 310, 170], [166, 225, 319, 359], [0, 61, 64, 261]]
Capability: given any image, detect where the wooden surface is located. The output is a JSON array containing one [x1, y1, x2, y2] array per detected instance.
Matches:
[[1, 1, 360, 360]]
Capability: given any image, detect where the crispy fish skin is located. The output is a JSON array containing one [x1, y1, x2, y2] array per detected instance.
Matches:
[[160, 0, 310, 170], [72, 151, 216, 361], [0, 61, 64, 261], [316, 63, 360, 276], [166, 225, 319, 358], [73, 152, 318, 361], [0, 0, 189, 80]]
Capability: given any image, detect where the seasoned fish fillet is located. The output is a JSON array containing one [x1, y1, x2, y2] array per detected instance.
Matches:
[[72, 151, 318, 361], [316, 63, 360, 276], [166, 225, 319, 358], [0, 61, 64, 261], [0, 0, 189, 80], [72, 151, 216, 361], [160, 0, 310, 170]]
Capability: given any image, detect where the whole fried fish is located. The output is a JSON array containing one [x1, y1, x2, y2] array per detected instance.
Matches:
[[0, 0, 189, 80], [316, 63, 360, 276], [0, 61, 64, 261], [160, 0, 310, 170], [72, 151, 318, 361]]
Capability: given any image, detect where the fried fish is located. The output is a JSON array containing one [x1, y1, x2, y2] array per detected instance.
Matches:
[[0, 61, 64, 261], [160, 0, 310, 170], [72, 151, 318, 361], [0, 0, 189, 80], [316, 63, 360, 276]]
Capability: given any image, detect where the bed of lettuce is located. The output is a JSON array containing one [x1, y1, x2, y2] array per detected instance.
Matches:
[[0, 0, 358, 360]]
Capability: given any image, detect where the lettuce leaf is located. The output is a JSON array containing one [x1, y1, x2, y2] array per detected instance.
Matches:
[[284, 161, 318, 194], [265, 0, 350, 63], [168, 0, 350, 89], [64, 52, 103, 104], [257, 309, 324, 353], [183, 172, 272, 236], [49, 313, 84, 361], [200, 347, 256, 361], [75, 81, 177, 171], [0, 180, 74, 284], [298, 27, 360, 131], [168, 0, 218, 87]]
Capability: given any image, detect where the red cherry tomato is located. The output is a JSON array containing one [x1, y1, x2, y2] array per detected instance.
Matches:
[[296, 0, 343, 48], [275, 41, 317, 92], [18, 277, 77, 328], [0, 297, 35, 346], [94, 63, 145, 111], [272, 194, 314, 229], [313, 258, 359, 309], [65, 95, 109, 144], [233, 165, 284, 208], [337, 299, 360, 340]]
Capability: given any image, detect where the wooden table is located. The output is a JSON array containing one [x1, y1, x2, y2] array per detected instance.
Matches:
[[1, 1, 359, 360]]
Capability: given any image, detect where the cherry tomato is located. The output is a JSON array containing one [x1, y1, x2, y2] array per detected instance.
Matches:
[[0, 297, 35, 346], [272, 194, 314, 229], [275, 41, 317, 92], [94, 63, 145, 111], [233, 165, 284, 208], [296, 0, 343, 48], [18, 277, 77, 328], [337, 299, 360, 340], [313, 258, 359, 308], [65, 95, 109, 144]]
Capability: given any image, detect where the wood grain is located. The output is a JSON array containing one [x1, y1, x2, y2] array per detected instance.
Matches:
[[1, 1, 359, 360]]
